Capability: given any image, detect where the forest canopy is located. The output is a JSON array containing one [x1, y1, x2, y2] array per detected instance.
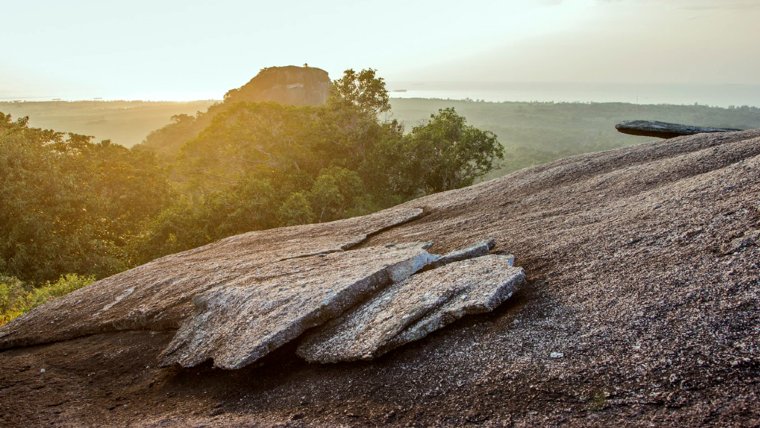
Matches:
[[0, 69, 503, 316]]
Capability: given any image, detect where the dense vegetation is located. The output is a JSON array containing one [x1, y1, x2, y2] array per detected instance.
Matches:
[[0, 114, 172, 282], [0, 70, 503, 323]]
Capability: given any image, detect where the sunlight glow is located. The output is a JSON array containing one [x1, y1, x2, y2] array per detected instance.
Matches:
[[2, 0, 758, 100]]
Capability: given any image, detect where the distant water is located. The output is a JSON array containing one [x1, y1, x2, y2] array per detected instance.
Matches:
[[387, 82, 760, 108]]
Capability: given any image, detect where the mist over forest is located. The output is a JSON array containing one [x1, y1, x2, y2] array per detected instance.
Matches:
[[4, 98, 759, 177]]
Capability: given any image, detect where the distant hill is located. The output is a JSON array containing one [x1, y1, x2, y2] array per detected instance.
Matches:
[[139, 65, 331, 158]]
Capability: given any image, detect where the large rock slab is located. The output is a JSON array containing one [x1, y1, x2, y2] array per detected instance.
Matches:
[[297, 254, 525, 363], [384, 256, 524, 352], [0, 207, 424, 350], [159, 242, 438, 369], [615, 120, 741, 139]]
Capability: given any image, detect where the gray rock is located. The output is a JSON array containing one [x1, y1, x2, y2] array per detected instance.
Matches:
[[159, 242, 438, 369], [297, 255, 525, 363], [615, 120, 741, 139], [721, 229, 759, 254], [384, 256, 525, 354]]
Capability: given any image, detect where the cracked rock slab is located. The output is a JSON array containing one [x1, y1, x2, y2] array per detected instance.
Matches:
[[297, 254, 525, 363], [159, 242, 437, 369]]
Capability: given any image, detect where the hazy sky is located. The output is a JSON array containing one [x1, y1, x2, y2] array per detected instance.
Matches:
[[2, 0, 759, 100]]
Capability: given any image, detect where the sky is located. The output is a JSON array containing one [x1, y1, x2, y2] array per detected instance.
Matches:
[[2, 0, 759, 101]]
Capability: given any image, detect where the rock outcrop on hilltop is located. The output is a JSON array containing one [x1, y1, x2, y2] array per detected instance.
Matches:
[[223, 65, 330, 106], [1, 129, 759, 426], [141, 65, 331, 157]]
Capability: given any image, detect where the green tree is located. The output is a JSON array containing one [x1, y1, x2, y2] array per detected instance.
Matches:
[[328, 68, 391, 116], [363, 108, 503, 198], [278, 192, 315, 226], [406, 107, 503, 193], [0, 114, 172, 281], [308, 167, 366, 222]]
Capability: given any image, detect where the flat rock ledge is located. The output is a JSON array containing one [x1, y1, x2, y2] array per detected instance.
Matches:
[[0, 206, 425, 350], [159, 238, 524, 369]]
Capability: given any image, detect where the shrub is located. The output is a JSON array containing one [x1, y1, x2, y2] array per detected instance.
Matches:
[[0, 274, 95, 326]]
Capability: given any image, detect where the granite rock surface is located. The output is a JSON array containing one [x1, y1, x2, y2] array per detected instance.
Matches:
[[298, 254, 524, 363]]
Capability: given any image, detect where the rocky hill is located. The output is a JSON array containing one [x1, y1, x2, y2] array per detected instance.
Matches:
[[1, 129, 758, 426], [223, 65, 330, 106], [141, 65, 330, 158]]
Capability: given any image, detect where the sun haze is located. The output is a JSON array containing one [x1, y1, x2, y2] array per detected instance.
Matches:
[[2, 0, 758, 100]]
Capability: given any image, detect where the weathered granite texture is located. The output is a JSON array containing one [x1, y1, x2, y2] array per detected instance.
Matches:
[[159, 242, 438, 369], [429, 239, 496, 268], [4, 130, 760, 426], [297, 254, 525, 363]]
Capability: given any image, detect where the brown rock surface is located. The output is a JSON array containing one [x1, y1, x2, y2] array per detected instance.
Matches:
[[1, 130, 759, 426], [223, 65, 331, 106]]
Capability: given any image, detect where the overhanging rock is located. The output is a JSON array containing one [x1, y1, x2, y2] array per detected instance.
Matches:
[[615, 120, 741, 139], [159, 242, 438, 369], [157, 238, 526, 369], [383, 255, 522, 352]]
